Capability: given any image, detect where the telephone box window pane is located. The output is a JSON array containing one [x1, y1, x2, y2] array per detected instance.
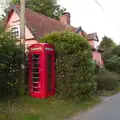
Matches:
[[33, 83, 39, 87], [33, 69, 39, 73], [33, 59, 39, 63], [33, 64, 39, 68], [47, 54, 52, 91], [33, 77, 39, 82], [33, 74, 39, 77], [48, 73, 51, 77], [32, 53, 41, 92], [33, 88, 40, 92], [32, 54, 40, 59], [48, 78, 52, 90]]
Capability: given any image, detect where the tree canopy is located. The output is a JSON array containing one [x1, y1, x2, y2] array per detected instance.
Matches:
[[113, 45, 120, 57], [12, 0, 66, 19], [99, 36, 116, 51], [99, 36, 116, 60], [99, 35, 120, 73]]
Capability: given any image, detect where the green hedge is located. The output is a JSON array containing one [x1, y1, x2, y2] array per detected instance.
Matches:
[[0, 24, 22, 98], [40, 31, 97, 101], [95, 71, 120, 90]]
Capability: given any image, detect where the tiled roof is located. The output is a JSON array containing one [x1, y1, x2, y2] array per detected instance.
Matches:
[[87, 33, 99, 41], [75, 26, 87, 37], [13, 5, 76, 39], [7, 5, 96, 42]]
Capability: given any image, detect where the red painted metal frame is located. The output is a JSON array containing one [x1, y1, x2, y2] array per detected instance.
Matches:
[[28, 43, 56, 99]]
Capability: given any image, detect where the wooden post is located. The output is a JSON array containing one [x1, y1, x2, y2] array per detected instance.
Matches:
[[20, 0, 26, 95]]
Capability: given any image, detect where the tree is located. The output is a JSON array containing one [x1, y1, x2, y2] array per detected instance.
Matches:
[[99, 36, 116, 51], [40, 31, 97, 102], [104, 56, 120, 73], [102, 49, 114, 59], [113, 45, 120, 57], [99, 37, 120, 73], [104, 44, 120, 73], [0, 23, 22, 98], [12, 0, 66, 19], [99, 36, 116, 60]]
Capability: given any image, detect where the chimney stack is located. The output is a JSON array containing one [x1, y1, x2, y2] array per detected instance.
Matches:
[[60, 12, 71, 25]]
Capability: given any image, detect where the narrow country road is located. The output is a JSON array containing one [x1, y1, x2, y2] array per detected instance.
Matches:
[[67, 93, 120, 120]]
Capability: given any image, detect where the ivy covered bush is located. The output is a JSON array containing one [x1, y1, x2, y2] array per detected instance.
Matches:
[[40, 31, 97, 101], [0, 24, 22, 98]]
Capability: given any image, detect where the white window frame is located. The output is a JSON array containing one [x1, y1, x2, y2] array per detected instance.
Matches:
[[11, 25, 20, 39]]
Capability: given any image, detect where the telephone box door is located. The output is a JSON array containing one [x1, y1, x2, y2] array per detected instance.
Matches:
[[45, 49, 55, 96], [29, 51, 42, 97]]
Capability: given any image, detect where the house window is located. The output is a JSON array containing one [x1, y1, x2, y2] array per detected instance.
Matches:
[[94, 41, 98, 49], [11, 25, 20, 38]]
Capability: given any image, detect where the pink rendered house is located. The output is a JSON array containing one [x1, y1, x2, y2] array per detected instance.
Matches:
[[5, 4, 104, 66], [88, 33, 104, 66]]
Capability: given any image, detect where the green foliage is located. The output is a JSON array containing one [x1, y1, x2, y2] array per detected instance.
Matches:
[[95, 71, 120, 90], [113, 45, 120, 57], [40, 31, 97, 102], [102, 49, 114, 59], [99, 38, 120, 77], [93, 61, 103, 74], [99, 36, 120, 73], [104, 55, 120, 73], [0, 24, 22, 98], [12, 0, 66, 19], [99, 36, 116, 51]]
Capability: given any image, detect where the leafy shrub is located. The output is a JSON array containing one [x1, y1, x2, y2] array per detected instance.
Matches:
[[104, 55, 120, 73], [93, 60, 103, 74], [95, 71, 120, 90], [113, 45, 120, 57], [0, 24, 21, 98], [40, 31, 97, 101]]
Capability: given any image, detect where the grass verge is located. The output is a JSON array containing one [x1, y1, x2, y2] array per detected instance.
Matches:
[[0, 96, 100, 120]]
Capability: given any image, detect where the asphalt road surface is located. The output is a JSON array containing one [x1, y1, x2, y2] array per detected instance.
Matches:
[[68, 93, 120, 120]]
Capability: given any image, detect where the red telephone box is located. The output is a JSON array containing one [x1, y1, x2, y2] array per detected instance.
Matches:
[[28, 43, 56, 99]]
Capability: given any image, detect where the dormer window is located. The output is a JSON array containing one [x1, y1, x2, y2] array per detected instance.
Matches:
[[11, 25, 20, 38]]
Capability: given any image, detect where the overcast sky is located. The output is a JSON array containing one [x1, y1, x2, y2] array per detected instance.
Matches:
[[0, 0, 120, 43], [59, 0, 120, 44]]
